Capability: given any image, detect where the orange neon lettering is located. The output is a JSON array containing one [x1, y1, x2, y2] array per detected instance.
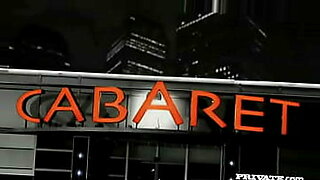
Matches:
[[270, 98, 300, 135], [190, 91, 226, 128], [133, 81, 183, 125], [93, 87, 127, 123], [43, 88, 84, 122], [235, 95, 265, 132], [16, 89, 42, 123]]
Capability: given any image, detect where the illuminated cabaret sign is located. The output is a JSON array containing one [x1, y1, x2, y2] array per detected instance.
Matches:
[[235, 173, 304, 180], [16, 81, 300, 135]]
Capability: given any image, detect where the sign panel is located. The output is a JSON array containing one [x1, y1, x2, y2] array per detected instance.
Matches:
[[15, 81, 301, 135]]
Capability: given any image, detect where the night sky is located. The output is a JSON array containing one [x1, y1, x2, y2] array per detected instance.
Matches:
[[2, 0, 320, 83], [0, 0, 180, 72]]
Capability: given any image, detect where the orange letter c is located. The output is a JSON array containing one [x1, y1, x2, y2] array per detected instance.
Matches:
[[16, 89, 42, 123]]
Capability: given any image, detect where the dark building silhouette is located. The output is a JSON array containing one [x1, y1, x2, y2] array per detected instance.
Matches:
[[105, 16, 167, 75], [175, 0, 320, 83], [1, 25, 71, 70]]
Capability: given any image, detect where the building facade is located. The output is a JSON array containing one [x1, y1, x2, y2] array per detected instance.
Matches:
[[0, 68, 318, 180]]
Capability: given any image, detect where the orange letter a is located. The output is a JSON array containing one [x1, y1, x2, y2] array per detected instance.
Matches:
[[133, 81, 183, 125], [44, 88, 84, 122]]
